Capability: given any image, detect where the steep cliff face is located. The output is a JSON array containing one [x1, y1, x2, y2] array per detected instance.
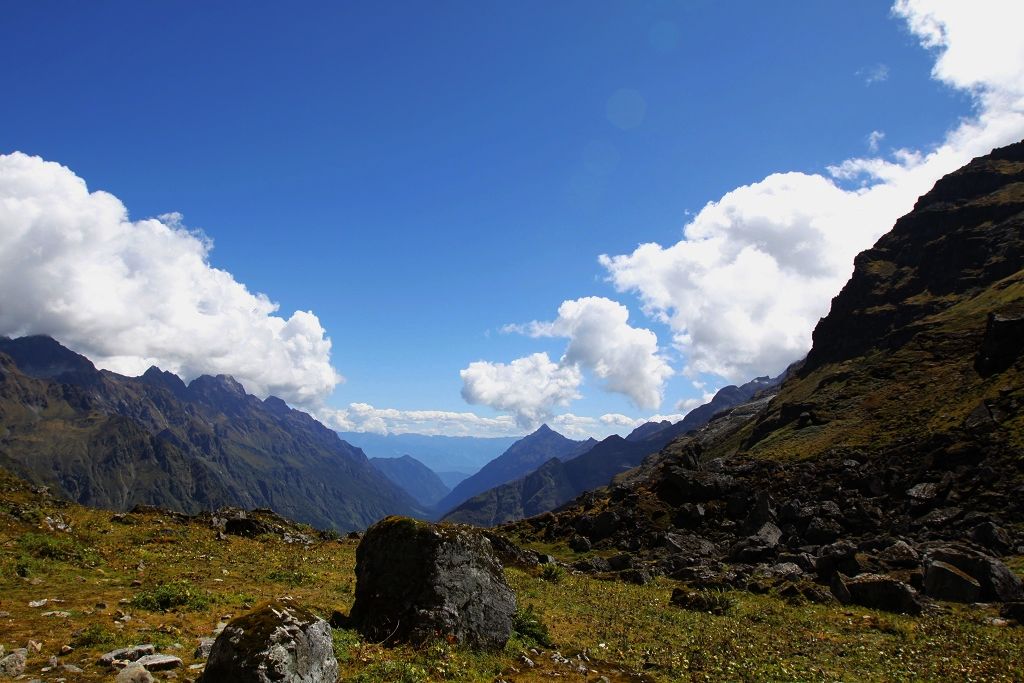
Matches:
[[503, 141, 1024, 581], [0, 337, 419, 530]]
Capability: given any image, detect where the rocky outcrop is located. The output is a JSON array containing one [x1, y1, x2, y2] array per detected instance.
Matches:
[[199, 599, 337, 683], [348, 516, 516, 649]]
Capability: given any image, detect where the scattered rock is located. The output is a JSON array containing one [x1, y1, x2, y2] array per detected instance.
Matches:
[[348, 516, 516, 649], [200, 598, 337, 683]]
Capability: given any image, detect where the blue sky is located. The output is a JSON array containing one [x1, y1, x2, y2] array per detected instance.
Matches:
[[2, 2, 1020, 437]]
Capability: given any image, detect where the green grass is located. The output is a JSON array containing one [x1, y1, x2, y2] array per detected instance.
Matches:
[[131, 579, 212, 612], [0, 468, 1022, 682]]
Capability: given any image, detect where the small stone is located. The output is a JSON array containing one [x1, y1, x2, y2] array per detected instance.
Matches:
[[27, 640, 42, 652], [28, 599, 48, 608], [115, 662, 155, 683], [193, 638, 215, 660], [135, 654, 182, 671], [60, 645, 73, 655]]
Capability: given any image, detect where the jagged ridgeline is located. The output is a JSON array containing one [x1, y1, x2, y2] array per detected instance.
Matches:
[[504, 140, 1024, 595], [0, 336, 419, 530]]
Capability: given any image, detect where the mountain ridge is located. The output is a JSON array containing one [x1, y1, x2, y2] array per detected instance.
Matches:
[[0, 336, 419, 530]]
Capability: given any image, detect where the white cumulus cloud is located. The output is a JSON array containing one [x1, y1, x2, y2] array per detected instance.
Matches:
[[459, 352, 583, 428], [0, 152, 341, 406], [513, 296, 675, 410], [600, 1, 1024, 383]]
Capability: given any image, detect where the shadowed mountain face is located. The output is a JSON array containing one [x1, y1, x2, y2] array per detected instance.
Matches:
[[370, 455, 450, 508], [434, 424, 593, 517], [442, 375, 780, 526], [0, 336, 419, 531], [502, 141, 1024, 571]]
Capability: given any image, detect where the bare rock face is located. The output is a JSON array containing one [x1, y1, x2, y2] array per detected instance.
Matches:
[[199, 598, 337, 683], [348, 516, 516, 650]]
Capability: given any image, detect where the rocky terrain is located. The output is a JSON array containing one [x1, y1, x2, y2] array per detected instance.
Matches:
[[0, 337, 419, 531], [501, 140, 1024, 618]]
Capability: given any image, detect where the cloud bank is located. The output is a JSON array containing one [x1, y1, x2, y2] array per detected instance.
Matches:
[[599, 0, 1024, 383], [0, 153, 341, 406], [319, 401, 685, 440]]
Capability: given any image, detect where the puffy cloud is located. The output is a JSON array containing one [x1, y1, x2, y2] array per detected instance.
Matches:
[[0, 153, 340, 406], [459, 352, 582, 428], [321, 402, 520, 437], [514, 297, 674, 410], [600, 1, 1024, 383]]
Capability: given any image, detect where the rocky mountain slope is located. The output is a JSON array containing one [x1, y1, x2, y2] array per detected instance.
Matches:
[[443, 375, 780, 526], [0, 336, 418, 530], [434, 424, 593, 516], [370, 454, 450, 508], [502, 140, 1024, 613]]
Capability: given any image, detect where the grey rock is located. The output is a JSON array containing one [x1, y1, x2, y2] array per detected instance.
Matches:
[[924, 561, 981, 602], [906, 483, 939, 501], [194, 638, 216, 659], [925, 547, 1024, 602], [878, 540, 919, 568], [99, 644, 155, 666], [569, 535, 591, 552], [200, 598, 337, 683], [836, 573, 924, 615], [348, 516, 516, 650], [136, 654, 182, 671], [115, 663, 155, 683], [0, 648, 27, 677]]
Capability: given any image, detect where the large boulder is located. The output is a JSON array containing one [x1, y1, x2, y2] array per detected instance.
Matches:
[[833, 573, 924, 615], [923, 561, 982, 602], [348, 516, 516, 650], [199, 598, 337, 683], [924, 546, 1024, 602]]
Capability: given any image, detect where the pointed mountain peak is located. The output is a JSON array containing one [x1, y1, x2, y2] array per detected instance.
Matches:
[[534, 423, 554, 434], [140, 366, 188, 398]]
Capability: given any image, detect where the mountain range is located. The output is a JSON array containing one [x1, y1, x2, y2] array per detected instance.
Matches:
[[442, 374, 780, 525], [0, 336, 419, 531]]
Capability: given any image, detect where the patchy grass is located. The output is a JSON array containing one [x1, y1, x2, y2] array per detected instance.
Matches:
[[0, 472, 1022, 682], [131, 579, 212, 612]]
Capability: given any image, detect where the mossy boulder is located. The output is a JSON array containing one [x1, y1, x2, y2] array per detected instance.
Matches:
[[198, 598, 336, 683], [348, 516, 516, 650]]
